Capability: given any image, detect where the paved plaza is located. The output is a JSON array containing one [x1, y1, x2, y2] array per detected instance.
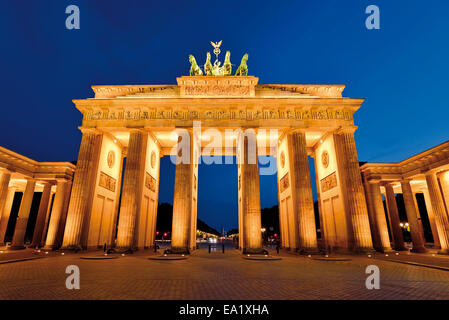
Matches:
[[0, 245, 449, 300]]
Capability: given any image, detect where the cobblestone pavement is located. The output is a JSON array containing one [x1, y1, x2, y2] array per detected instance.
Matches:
[[373, 251, 449, 269], [0, 247, 449, 300]]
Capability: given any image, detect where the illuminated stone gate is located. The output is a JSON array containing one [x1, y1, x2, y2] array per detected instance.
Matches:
[[58, 74, 374, 254]]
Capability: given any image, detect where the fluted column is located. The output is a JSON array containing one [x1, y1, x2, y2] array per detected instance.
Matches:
[[385, 184, 406, 250], [363, 179, 381, 250], [55, 181, 72, 247], [425, 172, 449, 253], [62, 130, 102, 250], [438, 171, 449, 215], [116, 130, 147, 250], [401, 180, 427, 253], [171, 133, 194, 254], [30, 183, 52, 248], [40, 190, 55, 245], [0, 187, 15, 246], [44, 180, 69, 249], [334, 130, 373, 252], [368, 182, 393, 252], [0, 171, 12, 246], [412, 192, 427, 244], [10, 179, 36, 249], [423, 188, 441, 248], [288, 131, 318, 253], [240, 130, 263, 254]]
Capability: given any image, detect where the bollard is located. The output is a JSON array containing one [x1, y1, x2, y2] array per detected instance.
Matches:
[[276, 245, 280, 255], [154, 243, 157, 253], [222, 243, 225, 254], [208, 244, 211, 254]]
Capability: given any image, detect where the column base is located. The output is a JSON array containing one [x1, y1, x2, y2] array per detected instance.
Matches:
[[437, 249, 449, 255], [43, 245, 59, 251], [351, 247, 376, 255], [298, 247, 321, 255], [392, 246, 408, 252], [114, 247, 135, 254], [376, 247, 395, 254], [411, 247, 428, 253], [8, 245, 26, 250], [167, 247, 190, 255], [242, 248, 267, 255], [60, 245, 83, 252]]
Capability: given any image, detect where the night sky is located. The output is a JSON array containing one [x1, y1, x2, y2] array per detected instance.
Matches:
[[1, 1, 448, 231]]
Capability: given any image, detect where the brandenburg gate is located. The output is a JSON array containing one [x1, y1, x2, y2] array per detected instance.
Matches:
[[57, 49, 374, 254], [2, 46, 449, 256]]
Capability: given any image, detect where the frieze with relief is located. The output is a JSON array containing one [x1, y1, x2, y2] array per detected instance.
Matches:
[[99, 172, 116, 192], [145, 172, 157, 192], [280, 173, 290, 193], [321, 172, 338, 193], [84, 108, 352, 122]]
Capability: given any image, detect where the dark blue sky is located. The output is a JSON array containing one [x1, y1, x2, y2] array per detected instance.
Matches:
[[1, 0, 448, 231]]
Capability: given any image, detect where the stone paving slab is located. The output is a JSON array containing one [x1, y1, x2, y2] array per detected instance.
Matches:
[[0, 248, 54, 262], [373, 252, 449, 270], [0, 248, 449, 300]]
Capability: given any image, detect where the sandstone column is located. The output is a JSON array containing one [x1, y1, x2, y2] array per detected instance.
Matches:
[[425, 172, 449, 254], [44, 180, 69, 249], [30, 183, 52, 248], [384, 184, 406, 251], [189, 134, 199, 251], [438, 172, 449, 215], [240, 130, 263, 254], [367, 182, 393, 252], [0, 187, 15, 246], [40, 190, 55, 246], [10, 179, 36, 249], [363, 179, 381, 251], [0, 171, 12, 245], [422, 188, 441, 248], [55, 181, 72, 247], [116, 130, 147, 251], [287, 131, 318, 253], [62, 130, 102, 250], [412, 191, 427, 244], [401, 180, 427, 252], [171, 133, 194, 254], [334, 129, 373, 252]]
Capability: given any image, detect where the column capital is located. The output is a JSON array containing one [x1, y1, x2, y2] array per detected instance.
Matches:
[[129, 127, 146, 133], [422, 167, 441, 176], [79, 127, 101, 135], [55, 178, 69, 184], [335, 126, 358, 135], [289, 128, 307, 134], [436, 170, 449, 178], [0, 167, 13, 174], [382, 182, 397, 188], [40, 181, 54, 186]]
